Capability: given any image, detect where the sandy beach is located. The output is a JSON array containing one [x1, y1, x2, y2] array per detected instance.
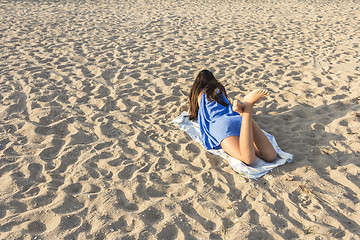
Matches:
[[0, 0, 359, 239]]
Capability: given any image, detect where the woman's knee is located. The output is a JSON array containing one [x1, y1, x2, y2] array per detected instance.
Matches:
[[263, 150, 278, 162], [241, 154, 257, 166]]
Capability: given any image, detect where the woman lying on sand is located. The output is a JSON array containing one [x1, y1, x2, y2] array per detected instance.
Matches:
[[188, 70, 277, 165]]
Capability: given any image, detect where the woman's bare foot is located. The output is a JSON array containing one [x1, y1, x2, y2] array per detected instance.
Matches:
[[232, 100, 244, 115], [243, 89, 269, 105]]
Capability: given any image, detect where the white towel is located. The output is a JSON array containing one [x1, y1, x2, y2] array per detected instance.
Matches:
[[171, 111, 293, 179]]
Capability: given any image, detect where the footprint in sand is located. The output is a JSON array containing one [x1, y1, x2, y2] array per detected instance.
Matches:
[[28, 221, 46, 234], [63, 183, 82, 195], [28, 163, 44, 182], [157, 224, 178, 239], [140, 206, 163, 226], [181, 203, 216, 231], [52, 195, 84, 214], [39, 139, 65, 161], [59, 215, 81, 231], [118, 164, 138, 180]]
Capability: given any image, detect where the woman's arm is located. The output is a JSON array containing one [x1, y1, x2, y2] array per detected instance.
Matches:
[[197, 92, 202, 106]]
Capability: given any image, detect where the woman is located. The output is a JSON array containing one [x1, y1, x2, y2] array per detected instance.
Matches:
[[188, 70, 277, 165]]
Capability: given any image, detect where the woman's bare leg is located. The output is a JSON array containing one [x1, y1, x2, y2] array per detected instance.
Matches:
[[221, 89, 271, 165], [233, 100, 277, 162], [251, 118, 277, 162], [239, 102, 257, 164]]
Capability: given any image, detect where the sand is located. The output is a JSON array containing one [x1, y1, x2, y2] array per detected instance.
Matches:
[[0, 0, 359, 239]]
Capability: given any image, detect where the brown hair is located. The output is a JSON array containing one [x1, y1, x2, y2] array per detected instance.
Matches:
[[188, 70, 229, 120]]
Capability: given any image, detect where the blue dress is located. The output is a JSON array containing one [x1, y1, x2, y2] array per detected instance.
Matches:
[[198, 91, 242, 150]]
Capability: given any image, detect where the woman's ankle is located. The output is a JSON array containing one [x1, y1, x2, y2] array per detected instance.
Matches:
[[243, 103, 254, 113]]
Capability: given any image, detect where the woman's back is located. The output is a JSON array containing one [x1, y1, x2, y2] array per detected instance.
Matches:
[[198, 91, 242, 150]]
